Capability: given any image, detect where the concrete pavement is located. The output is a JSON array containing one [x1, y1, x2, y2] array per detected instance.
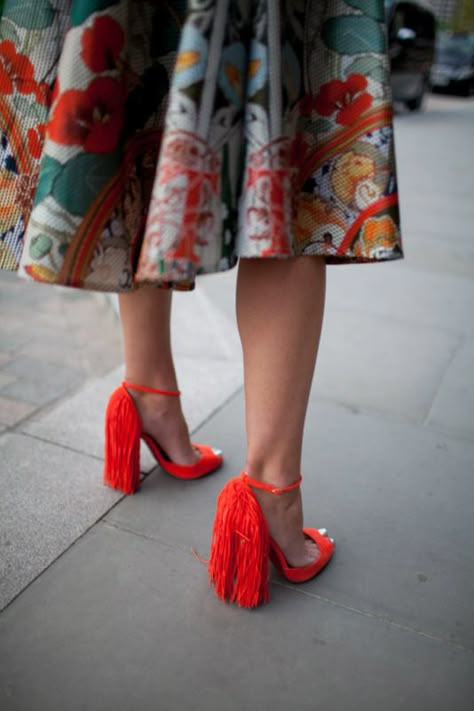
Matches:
[[0, 94, 473, 710]]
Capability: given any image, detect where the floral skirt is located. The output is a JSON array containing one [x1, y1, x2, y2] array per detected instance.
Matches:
[[0, 0, 403, 292]]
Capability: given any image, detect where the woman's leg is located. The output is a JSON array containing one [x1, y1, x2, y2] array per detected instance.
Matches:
[[118, 286, 198, 465], [236, 256, 326, 567]]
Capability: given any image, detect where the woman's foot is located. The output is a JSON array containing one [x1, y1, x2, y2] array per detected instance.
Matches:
[[127, 388, 199, 466], [250, 485, 320, 569]]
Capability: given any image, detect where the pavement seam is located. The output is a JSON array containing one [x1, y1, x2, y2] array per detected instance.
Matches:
[[101, 519, 187, 552], [273, 581, 474, 654], [9, 380, 244, 461], [9, 392, 474, 448], [7, 430, 106, 463], [312, 393, 474, 443], [0, 494, 127, 614], [1, 431, 166, 484], [99, 518, 474, 655], [0, 379, 97, 434], [422, 332, 468, 427], [0, 381, 243, 611]]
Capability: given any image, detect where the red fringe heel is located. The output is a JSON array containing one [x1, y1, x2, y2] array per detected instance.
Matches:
[[104, 381, 223, 494], [208, 472, 334, 608], [208, 476, 271, 608], [104, 385, 141, 494]]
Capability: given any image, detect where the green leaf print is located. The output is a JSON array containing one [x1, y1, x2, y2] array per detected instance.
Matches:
[[322, 16, 386, 55], [70, 0, 119, 26], [33, 155, 63, 207], [346, 56, 388, 83], [344, 0, 385, 22], [2, 0, 55, 29], [52, 152, 120, 216], [0, 19, 20, 44], [29, 234, 53, 260]]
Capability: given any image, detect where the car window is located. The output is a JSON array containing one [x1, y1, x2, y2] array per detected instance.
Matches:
[[435, 34, 474, 64]]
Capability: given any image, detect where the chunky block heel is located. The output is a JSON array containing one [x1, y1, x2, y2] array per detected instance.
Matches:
[[208, 476, 271, 608], [104, 384, 142, 494]]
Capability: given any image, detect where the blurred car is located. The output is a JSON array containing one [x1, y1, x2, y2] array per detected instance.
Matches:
[[430, 32, 474, 96], [385, 0, 437, 110]]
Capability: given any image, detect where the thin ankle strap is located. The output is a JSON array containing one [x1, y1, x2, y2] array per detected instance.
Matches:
[[240, 472, 302, 495], [122, 381, 181, 397]]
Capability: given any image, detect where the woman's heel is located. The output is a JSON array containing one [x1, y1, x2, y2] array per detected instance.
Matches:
[[104, 385, 142, 494], [208, 476, 271, 608], [208, 472, 334, 608]]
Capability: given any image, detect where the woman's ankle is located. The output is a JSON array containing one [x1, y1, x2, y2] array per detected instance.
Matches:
[[251, 486, 318, 567], [244, 456, 302, 490], [126, 388, 198, 464], [128, 388, 179, 418]]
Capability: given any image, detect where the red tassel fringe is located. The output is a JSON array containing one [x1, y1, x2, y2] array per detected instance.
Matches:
[[104, 386, 141, 494], [208, 477, 271, 608]]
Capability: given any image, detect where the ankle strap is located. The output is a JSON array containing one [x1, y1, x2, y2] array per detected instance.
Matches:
[[240, 472, 302, 495], [122, 381, 181, 397]]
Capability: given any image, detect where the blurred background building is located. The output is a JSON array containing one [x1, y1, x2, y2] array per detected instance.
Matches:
[[428, 0, 459, 23], [426, 0, 474, 30]]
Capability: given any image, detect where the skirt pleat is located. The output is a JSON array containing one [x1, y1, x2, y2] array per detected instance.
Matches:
[[0, 0, 403, 293]]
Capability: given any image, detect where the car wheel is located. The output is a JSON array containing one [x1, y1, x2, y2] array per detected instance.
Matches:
[[406, 91, 425, 111]]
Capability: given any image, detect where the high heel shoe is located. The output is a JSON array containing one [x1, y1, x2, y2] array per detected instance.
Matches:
[[208, 472, 334, 608], [104, 381, 223, 494]]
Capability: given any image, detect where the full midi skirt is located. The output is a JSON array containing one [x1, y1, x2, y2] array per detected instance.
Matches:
[[0, 0, 403, 292]]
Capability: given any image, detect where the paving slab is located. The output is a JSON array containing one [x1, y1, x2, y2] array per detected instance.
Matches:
[[0, 271, 123, 382], [21, 283, 243, 467], [0, 396, 37, 427], [197, 268, 238, 323], [400, 232, 474, 279], [16, 339, 107, 374], [0, 353, 13, 367], [301, 400, 474, 651], [0, 328, 32, 353], [0, 365, 86, 407], [0, 354, 85, 385], [0, 522, 472, 711], [0, 373, 17, 390], [326, 262, 474, 335], [0, 433, 121, 610], [106, 391, 474, 649], [399, 199, 472, 241], [311, 306, 461, 423], [426, 336, 474, 439], [172, 284, 241, 360]]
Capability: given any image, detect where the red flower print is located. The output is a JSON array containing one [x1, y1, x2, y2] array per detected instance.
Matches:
[[308, 74, 373, 126], [27, 124, 46, 159], [290, 132, 309, 166], [34, 81, 52, 106], [81, 16, 125, 72], [0, 40, 37, 96], [48, 77, 125, 153]]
